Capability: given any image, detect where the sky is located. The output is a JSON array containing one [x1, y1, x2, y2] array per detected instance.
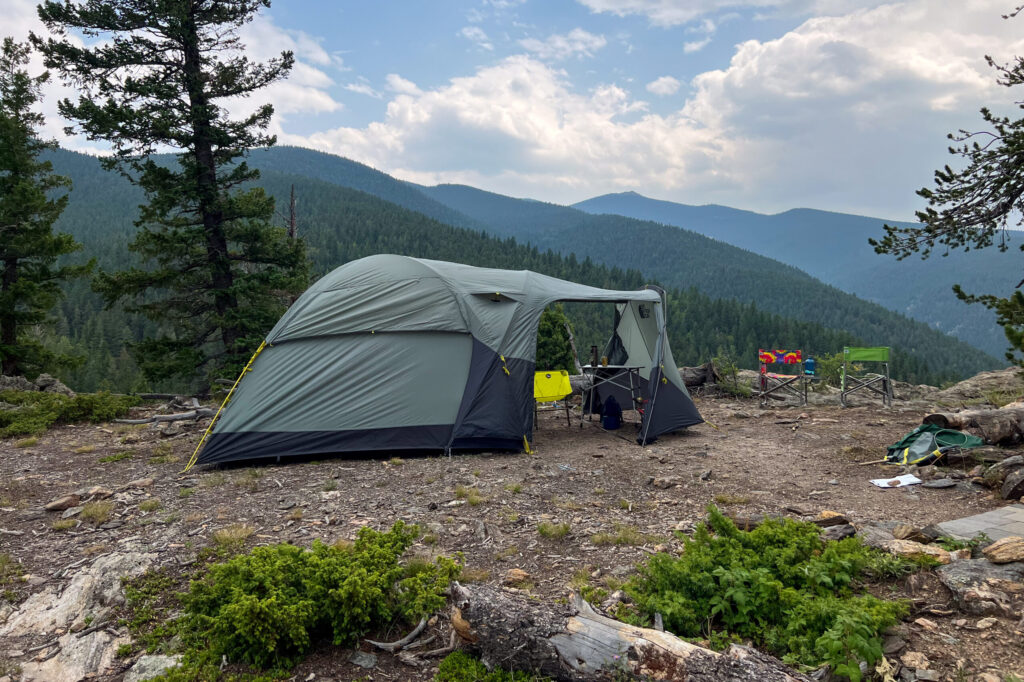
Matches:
[[8, 0, 1024, 219]]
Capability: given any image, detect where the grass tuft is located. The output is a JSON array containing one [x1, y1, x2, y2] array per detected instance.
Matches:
[[99, 450, 133, 463], [80, 500, 114, 525], [14, 437, 37, 448], [139, 499, 162, 513], [537, 522, 570, 540]]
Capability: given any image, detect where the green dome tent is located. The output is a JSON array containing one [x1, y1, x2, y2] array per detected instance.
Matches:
[[193, 255, 703, 465]]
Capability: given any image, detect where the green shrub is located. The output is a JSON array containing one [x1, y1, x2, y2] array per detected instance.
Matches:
[[435, 651, 549, 682], [0, 390, 140, 437], [626, 506, 908, 680], [178, 521, 459, 669]]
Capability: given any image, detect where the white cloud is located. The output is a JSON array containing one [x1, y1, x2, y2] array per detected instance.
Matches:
[[385, 74, 423, 96], [684, 38, 712, 53], [460, 26, 494, 51], [518, 28, 608, 60], [281, 0, 1024, 217], [575, 0, 892, 26], [345, 78, 383, 99], [646, 76, 681, 95]]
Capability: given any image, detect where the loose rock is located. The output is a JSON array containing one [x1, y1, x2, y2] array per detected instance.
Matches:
[[44, 495, 80, 512], [886, 539, 952, 565], [982, 535, 1024, 564], [936, 559, 1024, 617], [123, 654, 182, 682], [1001, 469, 1024, 500]]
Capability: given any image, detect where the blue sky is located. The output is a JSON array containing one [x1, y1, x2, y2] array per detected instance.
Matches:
[[10, 0, 1024, 219]]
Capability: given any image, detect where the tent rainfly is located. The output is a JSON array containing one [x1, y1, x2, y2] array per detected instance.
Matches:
[[193, 255, 703, 465]]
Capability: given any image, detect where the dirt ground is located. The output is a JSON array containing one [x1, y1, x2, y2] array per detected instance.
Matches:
[[2, 392, 1023, 681]]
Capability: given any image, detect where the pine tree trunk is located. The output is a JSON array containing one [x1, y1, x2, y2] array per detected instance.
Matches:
[[182, 6, 238, 353], [1, 257, 18, 376]]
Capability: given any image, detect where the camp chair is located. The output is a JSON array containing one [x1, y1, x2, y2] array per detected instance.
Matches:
[[758, 349, 808, 406], [840, 346, 892, 408], [534, 370, 573, 427]]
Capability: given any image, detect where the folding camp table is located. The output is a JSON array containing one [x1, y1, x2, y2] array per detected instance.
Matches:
[[581, 364, 643, 423], [840, 346, 892, 408]]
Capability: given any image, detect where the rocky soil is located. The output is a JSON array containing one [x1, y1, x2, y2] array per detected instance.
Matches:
[[2, 372, 1024, 681]]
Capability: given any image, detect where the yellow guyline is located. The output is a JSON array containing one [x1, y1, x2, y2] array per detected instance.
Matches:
[[182, 340, 268, 472]]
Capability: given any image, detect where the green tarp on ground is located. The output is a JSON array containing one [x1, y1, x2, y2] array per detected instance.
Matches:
[[886, 423, 984, 466]]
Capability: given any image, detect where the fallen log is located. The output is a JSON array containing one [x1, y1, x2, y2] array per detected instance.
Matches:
[[922, 407, 1024, 445], [449, 582, 810, 681], [681, 361, 721, 388], [114, 408, 215, 424]]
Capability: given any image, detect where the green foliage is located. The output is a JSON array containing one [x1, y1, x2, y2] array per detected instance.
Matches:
[[537, 522, 570, 539], [811, 351, 845, 388], [36, 0, 306, 388], [99, 451, 133, 463], [871, 12, 1024, 365], [434, 651, 550, 682], [178, 522, 459, 670], [711, 349, 750, 397], [0, 390, 139, 436], [0, 38, 89, 377], [626, 506, 908, 678], [535, 304, 577, 372], [935, 532, 991, 552]]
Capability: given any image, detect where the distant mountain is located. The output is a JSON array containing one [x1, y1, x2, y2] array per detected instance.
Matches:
[[245, 147, 485, 233], [37, 147, 948, 390], [573, 192, 1015, 359], [411, 182, 1002, 374], [42, 146, 998, 389]]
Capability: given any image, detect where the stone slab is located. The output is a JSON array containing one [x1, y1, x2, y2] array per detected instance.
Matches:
[[937, 504, 1024, 541]]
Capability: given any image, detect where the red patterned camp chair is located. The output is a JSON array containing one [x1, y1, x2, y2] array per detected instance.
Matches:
[[758, 349, 808, 406]]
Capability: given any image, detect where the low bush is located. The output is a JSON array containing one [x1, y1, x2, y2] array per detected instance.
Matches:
[[0, 390, 140, 437], [625, 506, 909, 680], [435, 651, 549, 682], [176, 521, 459, 670]]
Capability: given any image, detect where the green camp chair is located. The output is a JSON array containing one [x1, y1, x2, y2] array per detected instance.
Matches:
[[840, 346, 892, 408]]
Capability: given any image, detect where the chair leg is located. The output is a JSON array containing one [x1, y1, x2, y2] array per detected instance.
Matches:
[[565, 402, 571, 427]]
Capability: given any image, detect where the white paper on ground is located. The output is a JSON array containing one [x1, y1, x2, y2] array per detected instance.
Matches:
[[869, 474, 922, 488]]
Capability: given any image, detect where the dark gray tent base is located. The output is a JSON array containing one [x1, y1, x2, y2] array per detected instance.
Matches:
[[200, 427, 525, 465]]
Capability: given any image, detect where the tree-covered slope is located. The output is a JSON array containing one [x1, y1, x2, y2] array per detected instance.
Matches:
[[244, 146, 485, 233], [42, 148, 995, 391], [573, 192, 1014, 358], [414, 183, 999, 374]]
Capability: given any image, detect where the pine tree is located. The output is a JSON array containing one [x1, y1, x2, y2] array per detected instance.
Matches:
[[0, 37, 88, 377], [871, 9, 1024, 363], [34, 0, 308, 388]]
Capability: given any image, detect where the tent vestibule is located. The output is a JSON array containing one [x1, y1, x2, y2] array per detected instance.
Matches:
[[197, 255, 702, 465]]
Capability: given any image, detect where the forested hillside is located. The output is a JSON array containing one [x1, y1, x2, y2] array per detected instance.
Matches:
[[43, 148, 993, 391], [230, 149, 1001, 374], [573, 192, 1014, 358]]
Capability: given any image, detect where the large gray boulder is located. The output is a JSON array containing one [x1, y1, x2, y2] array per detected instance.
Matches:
[[124, 654, 182, 682], [935, 558, 1024, 617], [33, 373, 75, 396]]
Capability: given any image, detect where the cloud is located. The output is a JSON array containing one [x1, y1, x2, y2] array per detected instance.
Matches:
[[684, 38, 712, 53], [385, 74, 423, 96], [460, 26, 494, 51], [646, 76, 681, 95], [518, 28, 608, 60], [574, 0, 892, 26], [345, 78, 383, 99], [282, 0, 1024, 218]]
